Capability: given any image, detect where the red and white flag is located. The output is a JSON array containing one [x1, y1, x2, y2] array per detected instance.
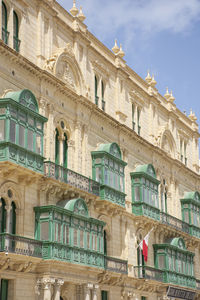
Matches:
[[139, 228, 154, 262]]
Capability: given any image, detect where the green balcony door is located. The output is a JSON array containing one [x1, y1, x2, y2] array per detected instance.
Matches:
[[1, 279, 8, 300], [101, 291, 108, 300]]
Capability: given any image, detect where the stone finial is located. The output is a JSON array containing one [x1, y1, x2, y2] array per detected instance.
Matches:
[[70, 0, 79, 17], [164, 87, 170, 100], [189, 109, 197, 122], [112, 39, 120, 54], [118, 44, 125, 58], [150, 74, 157, 87], [78, 6, 86, 22], [145, 70, 152, 84], [169, 90, 175, 103]]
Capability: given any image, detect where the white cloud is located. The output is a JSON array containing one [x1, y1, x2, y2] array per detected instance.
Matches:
[[63, 0, 200, 44]]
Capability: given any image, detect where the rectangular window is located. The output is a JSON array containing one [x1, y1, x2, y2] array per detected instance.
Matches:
[[19, 125, 25, 147], [158, 255, 165, 269], [27, 129, 34, 151], [28, 116, 34, 127], [95, 167, 101, 183], [10, 120, 16, 143], [55, 222, 61, 243], [105, 168, 108, 185], [40, 222, 49, 240], [0, 119, 5, 141], [87, 232, 90, 249]]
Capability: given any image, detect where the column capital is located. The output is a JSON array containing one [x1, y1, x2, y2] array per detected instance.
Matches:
[[39, 277, 55, 289], [5, 205, 12, 212], [55, 279, 64, 286]]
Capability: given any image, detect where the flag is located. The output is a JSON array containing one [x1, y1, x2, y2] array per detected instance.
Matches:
[[139, 228, 154, 262]]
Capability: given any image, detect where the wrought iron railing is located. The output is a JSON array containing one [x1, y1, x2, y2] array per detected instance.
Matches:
[[105, 256, 128, 274], [44, 161, 100, 196], [160, 212, 190, 234], [13, 36, 21, 52], [0, 233, 43, 258], [2, 27, 9, 44], [134, 265, 164, 282]]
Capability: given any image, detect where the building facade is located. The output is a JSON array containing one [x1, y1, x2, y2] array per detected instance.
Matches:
[[0, 0, 200, 299]]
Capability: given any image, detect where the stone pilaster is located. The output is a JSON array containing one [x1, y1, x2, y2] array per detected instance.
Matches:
[[53, 279, 64, 300], [93, 284, 99, 300]]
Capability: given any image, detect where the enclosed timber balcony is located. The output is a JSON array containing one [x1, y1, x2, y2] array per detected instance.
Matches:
[[105, 256, 128, 274], [0, 233, 43, 258], [132, 202, 160, 221], [100, 185, 126, 207], [42, 241, 105, 269], [134, 266, 196, 289], [44, 161, 100, 196]]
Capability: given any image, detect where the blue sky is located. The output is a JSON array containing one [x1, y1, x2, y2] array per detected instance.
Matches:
[[57, 0, 200, 129]]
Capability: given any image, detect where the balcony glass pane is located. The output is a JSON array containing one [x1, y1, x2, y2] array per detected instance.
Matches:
[[74, 228, 78, 246], [0, 120, 5, 141], [105, 168, 108, 185], [134, 186, 140, 201], [80, 230, 84, 248], [19, 125, 25, 147], [158, 255, 165, 269], [184, 210, 189, 223], [10, 120, 16, 143], [96, 167, 101, 183], [63, 224, 69, 244], [36, 134, 41, 154], [40, 222, 49, 240], [27, 129, 34, 151]]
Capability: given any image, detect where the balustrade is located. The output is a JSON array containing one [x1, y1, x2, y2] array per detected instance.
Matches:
[[0, 233, 42, 258], [105, 256, 128, 274], [44, 161, 100, 196]]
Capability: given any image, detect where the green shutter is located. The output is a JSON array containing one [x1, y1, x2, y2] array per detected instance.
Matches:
[[63, 133, 68, 168], [1, 279, 8, 300], [55, 129, 60, 165]]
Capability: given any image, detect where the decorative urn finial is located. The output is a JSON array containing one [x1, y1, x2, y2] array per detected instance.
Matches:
[[78, 6, 86, 22], [151, 74, 157, 87], [70, 0, 79, 17], [164, 87, 170, 100], [145, 70, 152, 84], [112, 39, 120, 54], [118, 44, 125, 58]]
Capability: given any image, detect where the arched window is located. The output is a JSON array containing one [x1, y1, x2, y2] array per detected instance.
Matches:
[[101, 81, 105, 111], [10, 202, 16, 234], [95, 76, 98, 106], [13, 11, 20, 52], [63, 133, 68, 168], [0, 198, 6, 233], [2, 2, 9, 44], [55, 128, 60, 165]]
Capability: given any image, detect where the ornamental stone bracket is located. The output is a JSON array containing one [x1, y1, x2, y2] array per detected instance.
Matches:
[[97, 271, 126, 286], [0, 258, 38, 273], [94, 200, 125, 217]]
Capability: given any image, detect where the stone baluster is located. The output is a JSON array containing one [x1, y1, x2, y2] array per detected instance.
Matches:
[[93, 284, 99, 300]]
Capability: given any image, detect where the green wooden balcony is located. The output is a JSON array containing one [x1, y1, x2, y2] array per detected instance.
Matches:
[[134, 266, 196, 289], [0, 142, 44, 173], [189, 225, 200, 239], [100, 185, 126, 207], [0, 233, 43, 258], [132, 202, 160, 221], [42, 241, 104, 269], [105, 256, 128, 274], [44, 161, 100, 196]]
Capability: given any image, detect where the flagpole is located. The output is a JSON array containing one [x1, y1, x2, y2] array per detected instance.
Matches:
[[136, 227, 154, 249]]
